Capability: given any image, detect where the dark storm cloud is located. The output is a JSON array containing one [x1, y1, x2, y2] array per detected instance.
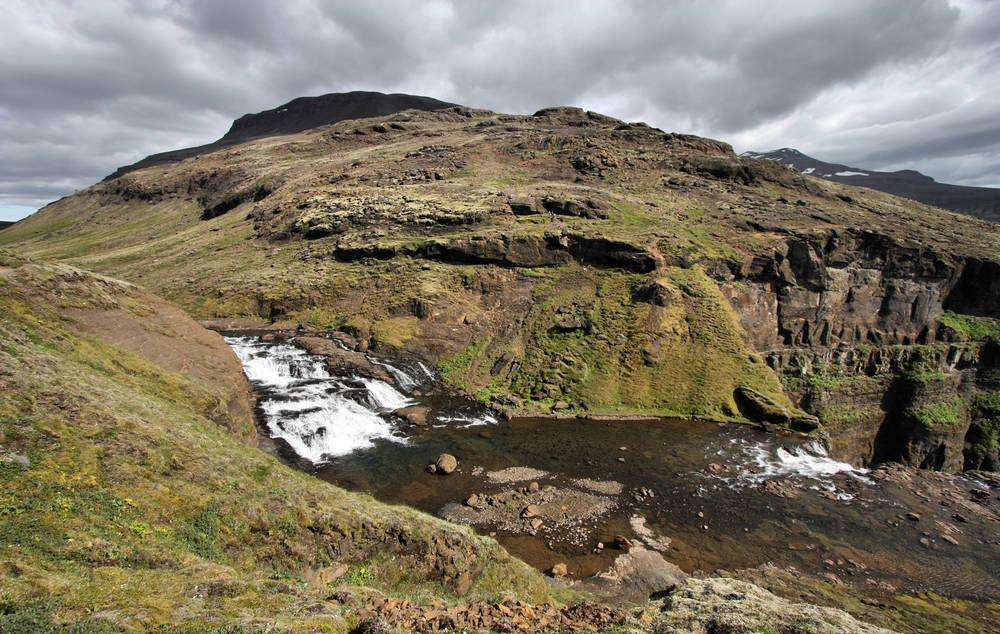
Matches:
[[3, 0, 999, 218]]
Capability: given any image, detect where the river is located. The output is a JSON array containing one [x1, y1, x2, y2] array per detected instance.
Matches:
[[226, 333, 1000, 599]]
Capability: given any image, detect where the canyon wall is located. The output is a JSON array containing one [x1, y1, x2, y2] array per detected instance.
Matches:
[[721, 229, 1000, 471]]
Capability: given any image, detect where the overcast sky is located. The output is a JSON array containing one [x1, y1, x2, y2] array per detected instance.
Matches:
[[3, 0, 999, 221]]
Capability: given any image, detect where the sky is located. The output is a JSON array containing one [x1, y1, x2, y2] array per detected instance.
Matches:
[[3, 0, 1000, 222]]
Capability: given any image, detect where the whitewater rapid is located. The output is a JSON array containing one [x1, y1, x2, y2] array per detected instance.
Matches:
[[226, 336, 419, 462]]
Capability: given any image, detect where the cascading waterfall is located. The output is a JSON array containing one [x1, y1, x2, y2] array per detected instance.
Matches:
[[226, 336, 411, 462]]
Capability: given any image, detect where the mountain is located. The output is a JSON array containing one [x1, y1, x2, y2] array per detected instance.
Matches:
[[105, 90, 459, 179], [6, 95, 999, 474], [742, 147, 1000, 222], [3, 92, 999, 632], [0, 220, 13, 230]]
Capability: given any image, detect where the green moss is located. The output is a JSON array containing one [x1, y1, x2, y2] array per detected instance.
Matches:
[[938, 311, 1000, 342], [437, 339, 486, 389], [908, 398, 966, 430], [785, 367, 879, 394], [372, 316, 420, 349], [440, 264, 789, 419], [819, 404, 882, 427], [974, 390, 1000, 416], [901, 366, 949, 384], [0, 263, 550, 631]]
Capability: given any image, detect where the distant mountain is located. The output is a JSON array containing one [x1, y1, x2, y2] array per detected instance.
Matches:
[[0, 221, 14, 230], [742, 148, 1000, 222], [105, 91, 460, 179]]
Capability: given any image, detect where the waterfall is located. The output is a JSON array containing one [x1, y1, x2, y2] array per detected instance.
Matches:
[[226, 336, 407, 462]]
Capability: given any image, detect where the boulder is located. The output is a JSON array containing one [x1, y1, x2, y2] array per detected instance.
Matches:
[[396, 405, 430, 426], [734, 387, 820, 431], [595, 546, 687, 597], [550, 562, 568, 577], [508, 196, 539, 215], [435, 453, 458, 474]]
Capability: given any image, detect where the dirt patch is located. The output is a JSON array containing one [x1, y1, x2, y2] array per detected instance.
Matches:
[[66, 292, 256, 439]]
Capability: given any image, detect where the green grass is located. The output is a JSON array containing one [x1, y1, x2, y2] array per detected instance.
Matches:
[[974, 390, 1000, 416], [0, 262, 549, 632], [938, 311, 1000, 341], [819, 404, 882, 427], [908, 398, 966, 430]]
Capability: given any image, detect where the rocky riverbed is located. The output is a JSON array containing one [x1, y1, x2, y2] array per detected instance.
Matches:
[[226, 332, 1000, 603]]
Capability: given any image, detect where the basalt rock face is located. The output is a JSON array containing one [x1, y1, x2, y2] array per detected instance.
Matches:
[[723, 228, 1000, 471], [5, 94, 1000, 472]]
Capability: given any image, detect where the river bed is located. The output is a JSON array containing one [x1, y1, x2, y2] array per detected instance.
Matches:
[[226, 333, 1000, 600]]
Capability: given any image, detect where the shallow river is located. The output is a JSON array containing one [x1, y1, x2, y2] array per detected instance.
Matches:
[[227, 334, 1000, 600]]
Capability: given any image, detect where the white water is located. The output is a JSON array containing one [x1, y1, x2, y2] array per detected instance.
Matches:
[[743, 440, 865, 483], [226, 336, 407, 461], [360, 377, 414, 411], [728, 439, 871, 500], [699, 436, 870, 501], [434, 412, 499, 428], [370, 358, 420, 390]]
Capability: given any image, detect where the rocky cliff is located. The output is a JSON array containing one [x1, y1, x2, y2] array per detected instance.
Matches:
[[4, 95, 999, 474]]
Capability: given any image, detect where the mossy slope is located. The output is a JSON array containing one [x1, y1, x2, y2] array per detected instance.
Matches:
[[0, 261, 546, 632]]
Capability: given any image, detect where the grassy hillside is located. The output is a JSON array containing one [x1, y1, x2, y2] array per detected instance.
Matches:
[[0, 256, 548, 632]]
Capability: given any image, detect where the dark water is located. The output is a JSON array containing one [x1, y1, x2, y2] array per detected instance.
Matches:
[[227, 334, 1000, 600]]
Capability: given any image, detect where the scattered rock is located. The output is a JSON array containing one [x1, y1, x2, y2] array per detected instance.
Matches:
[[572, 478, 624, 495], [303, 563, 349, 587], [659, 576, 896, 634], [550, 562, 567, 577], [906, 512, 921, 522], [1, 452, 30, 467]]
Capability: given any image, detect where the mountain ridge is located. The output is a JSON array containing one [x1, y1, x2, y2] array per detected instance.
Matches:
[[742, 147, 1000, 222], [104, 90, 460, 180]]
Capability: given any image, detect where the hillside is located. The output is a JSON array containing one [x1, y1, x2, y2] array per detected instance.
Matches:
[[743, 148, 1000, 222], [0, 254, 557, 630], [4, 256, 934, 632], [3, 96, 1000, 477], [4, 92, 1000, 632]]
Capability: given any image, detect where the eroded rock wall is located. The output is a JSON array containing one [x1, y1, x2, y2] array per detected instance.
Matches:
[[722, 229, 1000, 472]]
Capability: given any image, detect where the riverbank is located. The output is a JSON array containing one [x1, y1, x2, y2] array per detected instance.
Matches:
[[224, 331, 1000, 614]]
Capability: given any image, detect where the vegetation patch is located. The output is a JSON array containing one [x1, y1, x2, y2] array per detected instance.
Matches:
[[938, 311, 1000, 342], [0, 263, 548, 631], [907, 398, 966, 430]]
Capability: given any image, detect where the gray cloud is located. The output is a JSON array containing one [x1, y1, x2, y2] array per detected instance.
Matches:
[[2, 0, 998, 217]]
